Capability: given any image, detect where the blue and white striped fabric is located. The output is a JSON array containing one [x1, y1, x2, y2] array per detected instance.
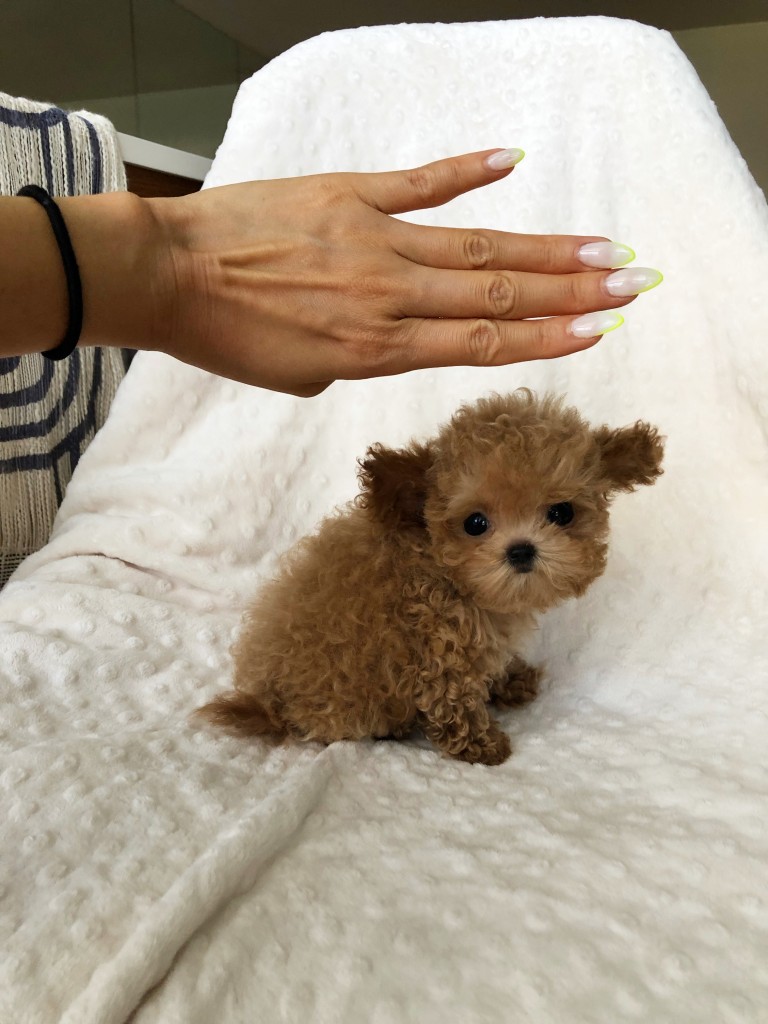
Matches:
[[0, 91, 129, 586]]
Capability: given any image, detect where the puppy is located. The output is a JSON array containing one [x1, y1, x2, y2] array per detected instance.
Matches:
[[198, 390, 664, 765]]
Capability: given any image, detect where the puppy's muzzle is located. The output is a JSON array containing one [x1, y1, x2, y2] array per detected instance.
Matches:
[[506, 542, 537, 574]]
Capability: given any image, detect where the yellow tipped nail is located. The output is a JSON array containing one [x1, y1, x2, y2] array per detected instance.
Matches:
[[615, 243, 636, 266], [484, 148, 526, 171], [570, 311, 624, 339], [601, 313, 625, 334], [637, 269, 663, 293], [577, 241, 636, 268], [604, 268, 663, 297]]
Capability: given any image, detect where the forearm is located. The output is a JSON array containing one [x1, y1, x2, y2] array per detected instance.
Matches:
[[0, 191, 175, 357]]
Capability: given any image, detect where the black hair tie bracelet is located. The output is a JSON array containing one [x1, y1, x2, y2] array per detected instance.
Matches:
[[16, 184, 83, 361]]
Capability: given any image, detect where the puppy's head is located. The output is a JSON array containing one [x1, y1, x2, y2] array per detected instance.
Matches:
[[358, 390, 664, 614]]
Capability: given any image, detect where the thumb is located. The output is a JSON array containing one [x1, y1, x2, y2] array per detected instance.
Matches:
[[353, 148, 525, 215]]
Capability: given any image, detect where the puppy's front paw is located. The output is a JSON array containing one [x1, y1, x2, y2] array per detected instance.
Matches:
[[490, 662, 542, 709], [454, 724, 512, 766]]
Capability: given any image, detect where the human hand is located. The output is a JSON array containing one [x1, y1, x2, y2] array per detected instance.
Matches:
[[146, 148, 661, 396], [56, 150, 661, 396]]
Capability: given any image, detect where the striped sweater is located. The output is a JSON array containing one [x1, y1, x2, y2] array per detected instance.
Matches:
[[0, 91, 129, 586]]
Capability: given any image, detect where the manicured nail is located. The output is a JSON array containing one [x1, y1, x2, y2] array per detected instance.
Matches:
[[484, 148, 526, 170], [577, 241, 636, 268], [603, 267, 663, 297], [569, 310, 625, 339]]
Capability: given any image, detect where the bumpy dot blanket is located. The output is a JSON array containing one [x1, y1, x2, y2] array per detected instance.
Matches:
[[1, 17, 766, 1024]]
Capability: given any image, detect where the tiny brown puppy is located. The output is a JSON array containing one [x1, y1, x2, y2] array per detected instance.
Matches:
[[198, 390, 664, 765]]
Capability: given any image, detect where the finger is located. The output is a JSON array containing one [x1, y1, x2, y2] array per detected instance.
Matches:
[[389, 220, 634, 274], [399, 265, 657, 320], [352, 148, 524, 215], [378, 313, 625, 375]]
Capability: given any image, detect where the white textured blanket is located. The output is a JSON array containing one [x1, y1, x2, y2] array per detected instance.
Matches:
[[2, 16, 767, 1024]]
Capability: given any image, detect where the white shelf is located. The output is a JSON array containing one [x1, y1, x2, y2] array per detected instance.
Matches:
[[116, 132, 212, 181]]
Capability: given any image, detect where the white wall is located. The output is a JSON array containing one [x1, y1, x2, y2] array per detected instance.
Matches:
[[58, 19, 768, 197], [674, 21, 768, 196], [61, 83, 239, 160]]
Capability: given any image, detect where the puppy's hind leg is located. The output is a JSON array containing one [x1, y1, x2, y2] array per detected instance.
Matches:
[[194, 690, 286, 741]]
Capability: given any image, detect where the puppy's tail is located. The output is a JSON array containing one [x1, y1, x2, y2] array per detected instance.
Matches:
[[194, 690, 285, 739]]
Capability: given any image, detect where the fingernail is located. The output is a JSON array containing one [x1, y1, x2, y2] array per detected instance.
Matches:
[[484, 148, 526, 170], [569, 310, 625, 339], [603, 267, 663, 297], [577, 241, 636, 268]]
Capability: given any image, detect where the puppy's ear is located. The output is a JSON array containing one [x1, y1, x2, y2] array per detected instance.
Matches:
[[593, 422, 664, 493], [356, 441, 432, 528]]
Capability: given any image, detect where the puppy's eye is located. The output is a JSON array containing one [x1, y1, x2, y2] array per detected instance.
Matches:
[[463, 512, 489, 536], [546, 502, 574, 526]]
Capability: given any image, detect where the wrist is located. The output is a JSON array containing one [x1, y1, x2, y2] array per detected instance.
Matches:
[[0, 194, 69, 356], [56, 190, 178, 354]]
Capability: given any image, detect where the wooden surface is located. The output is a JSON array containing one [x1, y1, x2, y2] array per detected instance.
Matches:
[[125, 162, 203, 198]]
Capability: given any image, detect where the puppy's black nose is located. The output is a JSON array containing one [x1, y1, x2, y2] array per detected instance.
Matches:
[[507, 542, 537, 573]]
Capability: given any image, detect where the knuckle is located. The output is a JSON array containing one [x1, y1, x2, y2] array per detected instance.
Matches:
[[485, 273, 520, 317], [559, 273, 584, 309], [528, 317, 561, 358], [354, 271, 413, 316], [404, 166, 440, 206], [463, 230, 495, 269], [531, 317, 554, 351], [350, 326, 392, 376], [311, 176, 346, 208], [541, 236, 568, 273], [466, 319, 504, 366], [353, 273, 387, 302]]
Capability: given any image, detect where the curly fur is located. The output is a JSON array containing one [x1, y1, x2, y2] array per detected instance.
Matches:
[[197, 390, 664, 765]]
